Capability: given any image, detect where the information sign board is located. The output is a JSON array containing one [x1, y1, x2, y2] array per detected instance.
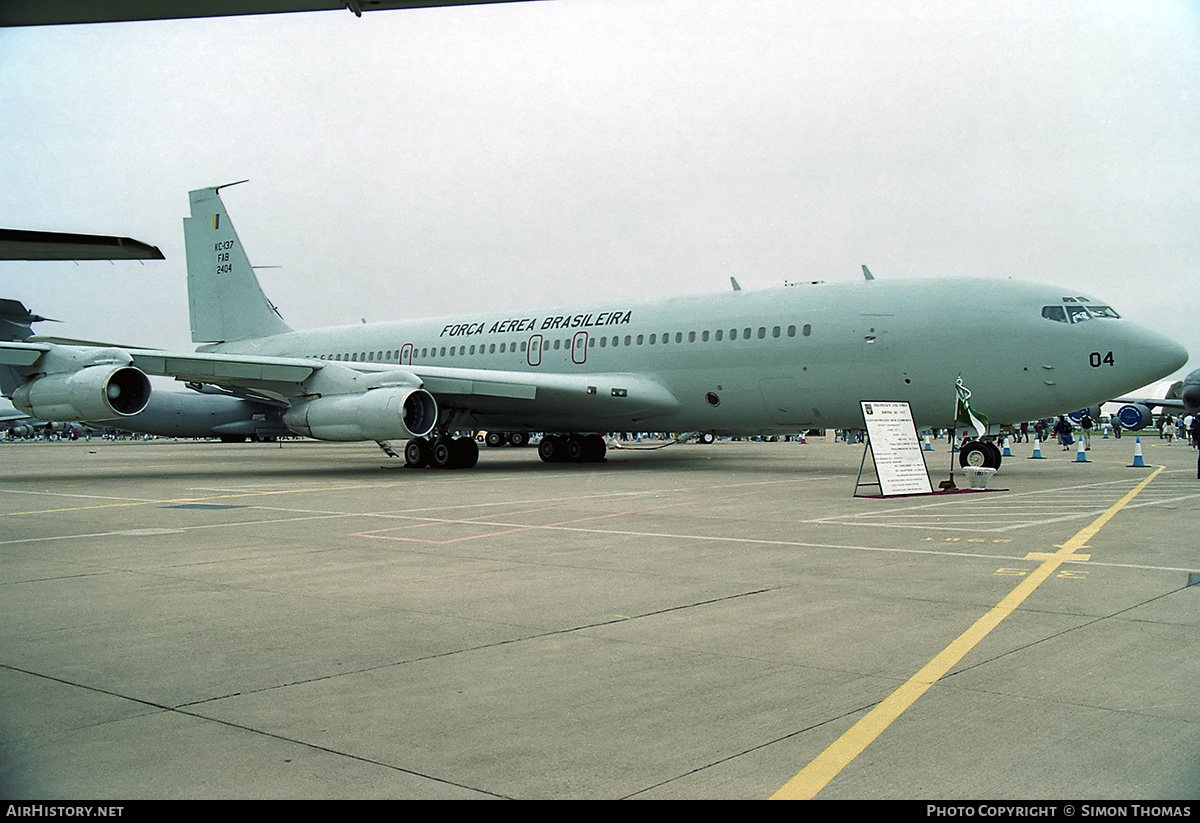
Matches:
[[860, 401, 933, 496]]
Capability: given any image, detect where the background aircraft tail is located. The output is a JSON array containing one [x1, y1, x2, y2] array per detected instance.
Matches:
[[184, 184, 292, 344], [0, 298, 52, 395]]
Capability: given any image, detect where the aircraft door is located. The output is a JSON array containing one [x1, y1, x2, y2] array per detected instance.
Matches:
[[572, 332, 588, 364], [527, 334, 543, 367], [400, 343, 414, 365]]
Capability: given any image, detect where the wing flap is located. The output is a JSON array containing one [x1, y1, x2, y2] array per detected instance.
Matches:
[[418, 373, 538, 401], [0, 341, 51, 367], [407, 365, 678, 421], [130, 350, 318, 385]]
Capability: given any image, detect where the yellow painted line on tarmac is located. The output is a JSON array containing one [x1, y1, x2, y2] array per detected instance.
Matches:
[[770, 465, 1165, 800]]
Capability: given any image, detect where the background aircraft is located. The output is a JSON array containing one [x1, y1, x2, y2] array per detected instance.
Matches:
[[0, 0, 540, 27], [0, 229, 163, 261], [1, 226, 277, 441], [2, 298, 288, 442], [1110, 370, 1200, 431], [0, 185, 1187, 469], [0, 396, 42, 437]]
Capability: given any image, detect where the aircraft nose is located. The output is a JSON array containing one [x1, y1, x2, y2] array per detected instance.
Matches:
[[1180, 370, 1200, 413], [1131, 325, 1189, 378]]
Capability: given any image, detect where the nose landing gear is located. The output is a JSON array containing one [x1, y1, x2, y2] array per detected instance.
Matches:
[[958, 440, 1002, 470]]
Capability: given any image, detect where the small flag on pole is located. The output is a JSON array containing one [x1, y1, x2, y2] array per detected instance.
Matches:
[[956, 377, 989, 438]]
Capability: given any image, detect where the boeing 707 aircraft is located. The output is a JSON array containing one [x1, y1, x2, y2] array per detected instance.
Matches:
[[1111, 369, 1200, 431], [0, 184, 1188, 469]]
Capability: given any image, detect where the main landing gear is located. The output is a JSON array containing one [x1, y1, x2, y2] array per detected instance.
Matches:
[[537, 433, 607, 464], [403, 432, 607, 468], [483, 431, 530, 448], [404, 435, 479, 469]]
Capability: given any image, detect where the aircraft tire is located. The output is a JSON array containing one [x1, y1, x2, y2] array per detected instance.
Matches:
[[566, 435, 586, 462], [507, 431, 529, 448], [958, 441, 1001, 470], [452, 436, 479, 469], [404, 438, 431, 468], [485, 431, 506, 448], [538, 435, 563, 463], [584, 434, 606, 462], [698, 432, 716, 445], [983, 441, 1003, 469], [430, 438, 456, 469]]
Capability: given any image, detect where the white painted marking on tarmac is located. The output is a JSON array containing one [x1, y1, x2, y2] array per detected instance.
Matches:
[[0, 488, 158, 503], [800, 476, 1190, 534]]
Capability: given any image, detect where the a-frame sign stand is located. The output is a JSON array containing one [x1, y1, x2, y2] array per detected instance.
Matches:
[[854, 440, 882, 497]]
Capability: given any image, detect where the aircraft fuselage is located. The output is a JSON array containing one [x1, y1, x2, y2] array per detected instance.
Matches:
[[204, 277, 1186, 435]]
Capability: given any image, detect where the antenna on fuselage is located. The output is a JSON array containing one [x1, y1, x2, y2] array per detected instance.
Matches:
[[730, 277, 742, 291], [862, 265, 875, 281]]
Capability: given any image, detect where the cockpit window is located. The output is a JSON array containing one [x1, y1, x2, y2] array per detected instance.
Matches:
[[1042, 304, 1122, 324]]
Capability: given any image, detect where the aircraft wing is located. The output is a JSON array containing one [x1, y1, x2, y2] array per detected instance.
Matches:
[[0, 229, 164, 261], [0, 1, 541, 27], [1112, 396, 1186, 411], [127, 349, 679, 419], [0, 340, 526, 401], [1, 340, 679, 429], [0, 341, 50, 369], [129, 349, 321, 399]]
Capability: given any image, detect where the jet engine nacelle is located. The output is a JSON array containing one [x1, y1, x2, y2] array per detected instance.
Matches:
[[1067, 405, 1101, 424], [282, 387, 438, 442], [11, 365, 151, 421], [1115, 403, 1155, 431]]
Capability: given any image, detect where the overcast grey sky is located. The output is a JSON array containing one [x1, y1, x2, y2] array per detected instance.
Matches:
[[1, 0, 1197, 379]]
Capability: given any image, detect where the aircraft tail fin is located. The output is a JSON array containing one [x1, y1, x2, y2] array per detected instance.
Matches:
[[184, 184, 292, 344], [0, 298, 52, 342]]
